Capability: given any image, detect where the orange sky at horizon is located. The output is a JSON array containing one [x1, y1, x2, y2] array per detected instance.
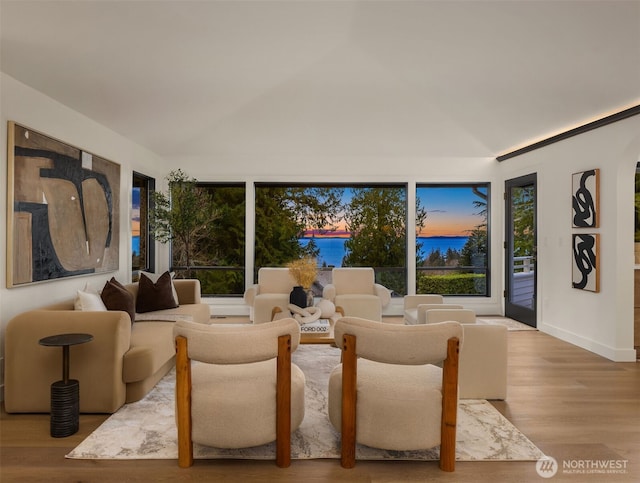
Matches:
[[304, 215, 478, 238], [301, 186, 485, 238], [131, 187, 484, 240], [417, 214, 480, 237]]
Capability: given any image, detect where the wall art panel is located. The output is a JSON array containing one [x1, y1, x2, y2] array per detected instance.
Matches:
[[572, 233, 599, 292], [6, 121, 120, 287], [572, 169, 599, 228]]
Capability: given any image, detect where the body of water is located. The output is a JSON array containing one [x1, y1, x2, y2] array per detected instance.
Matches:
[[132, 235, 468, 266], [300, 236, 468, 267]]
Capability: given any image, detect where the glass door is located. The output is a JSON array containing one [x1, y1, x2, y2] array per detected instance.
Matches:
[[505, 174, 537, 327]]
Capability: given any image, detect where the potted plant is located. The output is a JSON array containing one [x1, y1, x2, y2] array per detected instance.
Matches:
[[287, 256, 318, 307]]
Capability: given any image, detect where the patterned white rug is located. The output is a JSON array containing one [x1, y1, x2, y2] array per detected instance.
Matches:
[[477, 317, 537, 331], [67, 345, 544, 462]]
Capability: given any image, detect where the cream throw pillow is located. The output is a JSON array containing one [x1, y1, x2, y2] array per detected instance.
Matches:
[[74, 283, 107, 311]]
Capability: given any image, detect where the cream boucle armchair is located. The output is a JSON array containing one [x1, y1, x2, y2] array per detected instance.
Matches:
[[174, 318, 306, 468], [328, 317, 462, 471], [243, 268, 297, 323], [322, 268, 391, 321]]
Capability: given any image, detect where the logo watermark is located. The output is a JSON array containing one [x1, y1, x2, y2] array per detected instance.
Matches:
[[536, 456, 628, 478], [536, 457, 558, 478]]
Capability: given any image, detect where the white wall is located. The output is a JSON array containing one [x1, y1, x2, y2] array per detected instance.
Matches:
[[498, 116, 640, 362], [0, 74, 168, 398]]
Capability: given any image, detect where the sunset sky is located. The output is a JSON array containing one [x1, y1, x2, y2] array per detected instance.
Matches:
[[131, 187, 140, 236], [131, 186, 486, 240], [417, 186, 487, 237], [305, 186, 487, 238]]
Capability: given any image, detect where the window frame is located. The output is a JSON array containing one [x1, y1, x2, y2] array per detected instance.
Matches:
[[253, 182, 409, 296], [170, 182, 246, 297], [415, 182, 491, 297], [132, 171, 155, 277]]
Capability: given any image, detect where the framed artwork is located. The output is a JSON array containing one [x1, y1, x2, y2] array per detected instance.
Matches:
[[572, 169, 599, 228], [6, 121, 120, 287], [572, 233, 599, 292]]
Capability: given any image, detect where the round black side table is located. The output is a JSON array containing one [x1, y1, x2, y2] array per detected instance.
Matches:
[[38, 333, 93, 438]]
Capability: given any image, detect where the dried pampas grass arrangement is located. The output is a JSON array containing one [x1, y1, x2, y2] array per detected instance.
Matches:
[[287, 257, 318, 289]]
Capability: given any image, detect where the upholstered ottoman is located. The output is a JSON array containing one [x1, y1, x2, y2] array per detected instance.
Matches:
[[423, 309, 508, 400]]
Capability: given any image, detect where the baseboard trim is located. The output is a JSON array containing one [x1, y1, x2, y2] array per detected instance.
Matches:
[[540, 322, 637, 362]]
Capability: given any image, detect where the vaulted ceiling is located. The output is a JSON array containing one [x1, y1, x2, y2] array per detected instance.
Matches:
[[2, 0, 639, 160]]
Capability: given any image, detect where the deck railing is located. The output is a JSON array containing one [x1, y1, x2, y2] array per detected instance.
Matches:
[[511, 256, 535, 308]]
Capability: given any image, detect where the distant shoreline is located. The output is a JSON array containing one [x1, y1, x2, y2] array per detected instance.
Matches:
[[300, 236, 469, 267], [301, 235, 469, 240]]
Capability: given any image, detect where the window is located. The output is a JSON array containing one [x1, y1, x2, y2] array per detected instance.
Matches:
[[132, 172, 155, 275], [254, 183, 408, 296], [416, 184, 490, 296], [152, 180, 490, 298], [171, 183, 246, 296]]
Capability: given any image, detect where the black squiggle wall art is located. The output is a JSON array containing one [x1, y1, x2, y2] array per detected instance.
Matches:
[[572, 233, 599, 292], [572, 169, 599, 228]]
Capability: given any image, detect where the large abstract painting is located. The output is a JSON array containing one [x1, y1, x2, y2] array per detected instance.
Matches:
[[572, 169, 599, 228], [572, 233, 599, 292], [6, 122, 120, 287]]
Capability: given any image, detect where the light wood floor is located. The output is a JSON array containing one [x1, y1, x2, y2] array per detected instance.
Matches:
[[1, 322, 638, 482]]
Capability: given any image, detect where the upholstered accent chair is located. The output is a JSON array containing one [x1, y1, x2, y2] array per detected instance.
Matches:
[[424, 308, 477, 325], [243, 268, 298, 323], [328, 317, 462, 471], [322, 268, 391, 321], [403, 294, 463, 325], [403, 294, 443, 324], [173, 318, 305, 468], [424, 308, 508, 400]]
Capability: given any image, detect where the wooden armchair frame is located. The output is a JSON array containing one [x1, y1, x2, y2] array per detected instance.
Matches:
[[175, 333, 293, 468], [338, 334, 460, 471]]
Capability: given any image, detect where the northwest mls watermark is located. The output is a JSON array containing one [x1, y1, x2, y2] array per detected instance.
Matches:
[[536, 456, 629, 478]]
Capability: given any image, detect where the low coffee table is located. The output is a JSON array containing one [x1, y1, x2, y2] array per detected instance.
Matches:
[[39, 333, 93, 437], [300, 322, 335, 345], [272, 306, 342, 345]]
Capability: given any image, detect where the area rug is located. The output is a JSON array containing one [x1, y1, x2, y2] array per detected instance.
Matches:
[[67, 345, 544, 462], [477, 317, 537, 331]]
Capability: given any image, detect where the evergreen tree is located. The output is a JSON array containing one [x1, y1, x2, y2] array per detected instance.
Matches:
[[254, 186, 305, 268], [460, 228, 487, 266], [445, 247, 461, 266], [343, 187, 406, 267], [342, 187, 408, 294], [460, 185, 489, 267], [196, 185, 246, 294], [425, 248, 445, 267], [254, 186, 343, 270], [511, 185, 535, 257], [150, 169, 220, 278]]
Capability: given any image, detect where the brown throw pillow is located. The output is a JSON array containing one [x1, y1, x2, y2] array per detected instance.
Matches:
[[101, 278, 135, 323], [136, 271, 179, 313]]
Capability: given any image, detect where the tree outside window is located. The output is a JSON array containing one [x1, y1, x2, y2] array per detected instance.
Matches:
[[254, 184, 410, 296], [151, 180, 491, 297], [150, 170, 246, 295]]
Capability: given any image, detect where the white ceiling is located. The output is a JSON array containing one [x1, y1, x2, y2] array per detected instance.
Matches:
[[1, 0, 639, 160]]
